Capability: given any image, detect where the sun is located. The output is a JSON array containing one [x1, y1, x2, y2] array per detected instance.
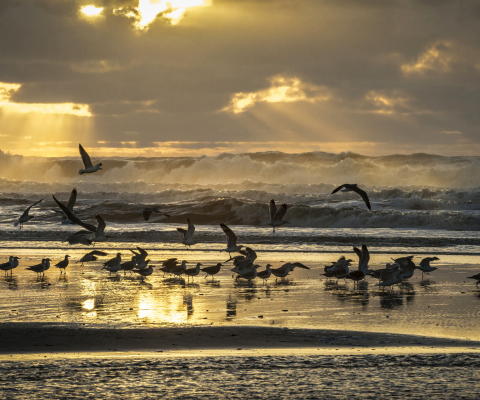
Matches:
[[81, 5, 103, 16]]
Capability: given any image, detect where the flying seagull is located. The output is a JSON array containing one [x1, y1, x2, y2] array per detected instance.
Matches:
[[52, 188, 78, 224], [267, 199, 290, 233], [78, 144, 102, 175], [177, 218, 196, 247], [53, 195, 108, 242], [220, 223, 243, 256], [140, 207, 170, 221], [14, 199, 43, 229], [331, 184, 371, 210]]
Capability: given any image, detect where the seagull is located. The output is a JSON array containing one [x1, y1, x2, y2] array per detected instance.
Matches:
[[323, 256, 353, 281], [375, 268, 404, 290], [26, 258, 51, 277], [416, 257, 439, 280], [257, 264, 272, 284], [231, 247, 257, 277], [266, 199, 290, 233], [177, 218, 196, 247], [78, 144, 102, 175], [201, 263, 222, 280], [159, 258, 179, 276], [220, 223, 243, 257], [55, 255, 70, 274], [77, 250, 108, 266], [65, 232, 93, 246], [331, 184, 371, 210], [130, 247, 148, 269], [133, 265, 153, 280], [102, 253, 122, 274], [185, 263, 202, 283], [121, 256, 137, 275], [348, 245, 371, 287], [270, 264, 293, 281], [170, 260, 187, 278], [467, 273, 480, 287], [0, 256, 20, 276], [52, 188, 78, 224], [53, 195, 109, 242], [140, 207, 170, 221], [14, 199, 43, 229]]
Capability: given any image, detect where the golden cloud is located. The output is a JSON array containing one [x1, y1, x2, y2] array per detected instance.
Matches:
[[222, 75, 331, 114]]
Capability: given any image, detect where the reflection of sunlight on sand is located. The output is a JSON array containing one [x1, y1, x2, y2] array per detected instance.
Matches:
[[137, 291, 188, 324], [83, 299, 95, 310]]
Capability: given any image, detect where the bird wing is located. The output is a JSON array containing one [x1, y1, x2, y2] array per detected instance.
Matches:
[[187, 218, 195, 235], [331, 184, 346, 194], [79, 144, 93, 168], [177, 228, 187, 237], [53, 195, 97, 232], [95, 214, 106, 234], [352, 186, 371, 210], [269, 199, 277, 221], [67, 188, 77, 211], [22, 198, 43, 217], [137, 246, 148, 258], [220, 223, 237, 247], [273, 203, 288, 222], [90, 250, 108, 256], [353, 246, 362, 264], [361, 244, 370, 266], [245, 247, 257, 261], [291, 262, 310, 270]]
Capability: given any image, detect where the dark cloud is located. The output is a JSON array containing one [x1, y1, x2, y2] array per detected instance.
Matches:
[[0, 0, 479, 155]]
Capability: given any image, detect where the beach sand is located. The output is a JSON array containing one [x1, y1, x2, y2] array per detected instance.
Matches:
[[1, 323, 479, 358]]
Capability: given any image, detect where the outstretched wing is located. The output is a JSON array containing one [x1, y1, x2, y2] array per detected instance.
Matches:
[[220, 223, 237, 247], [273, 203, 287, 222], [79, 144, 93, 169], [21, 198, 43, 218], [361, 244, 370, 266], [353, 186, 371, 210], [89, 250, 108, 256], [187, 218, 195, 235], [291, 262, 310, 270], [67, 188, 77, 211], [331, 184, 346, 194], [95, 214, 106, 234], [53, 195, 97, 232], [269, 199, 277, 221], [353, 246, 362, 267]]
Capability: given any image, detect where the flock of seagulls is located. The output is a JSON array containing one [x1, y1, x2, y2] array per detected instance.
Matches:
[[5, 144, 479, 290], [323, 247, 444, 289]]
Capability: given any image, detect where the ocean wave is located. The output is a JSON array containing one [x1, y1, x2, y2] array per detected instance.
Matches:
[[1, 150, 480, 189]]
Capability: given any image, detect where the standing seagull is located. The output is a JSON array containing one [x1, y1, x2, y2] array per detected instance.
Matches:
[[201, 263, 222, 280], [14, 199, 43, 229], [267, 199, 290, 233], [331, 184, 371, 211], [78, 144, 103, 175], [0, 256, 20, 276], [220, 223, 243, 257], [55, 255, 70, 274], [177, 218, 196, 247]]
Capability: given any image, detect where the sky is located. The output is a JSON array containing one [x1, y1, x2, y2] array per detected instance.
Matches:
[[1, 0, 480, 157]]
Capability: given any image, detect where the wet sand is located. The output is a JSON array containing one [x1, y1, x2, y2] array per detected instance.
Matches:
[[1, 323, 479, 357]]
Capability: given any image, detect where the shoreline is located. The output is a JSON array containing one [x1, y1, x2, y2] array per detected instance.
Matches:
[[1, 324, 479, 357]]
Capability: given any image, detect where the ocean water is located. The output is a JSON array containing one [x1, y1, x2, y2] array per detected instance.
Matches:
[[0, 150, 479, 251], [1, 353, 479, 399]]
